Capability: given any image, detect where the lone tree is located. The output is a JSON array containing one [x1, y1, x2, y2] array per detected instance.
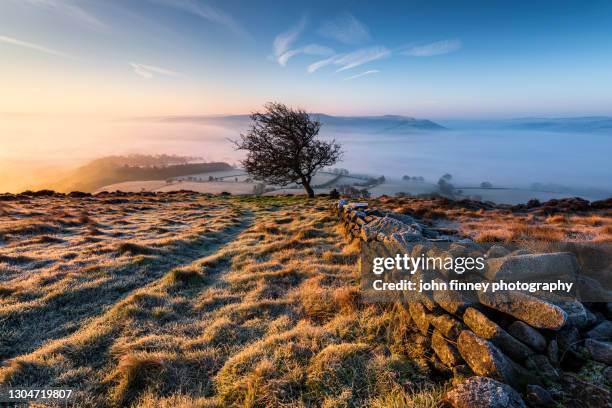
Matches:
[[235, 102, 342, 198]]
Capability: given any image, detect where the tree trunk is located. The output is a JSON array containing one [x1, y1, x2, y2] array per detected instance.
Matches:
[[301, 178, 315, 198]]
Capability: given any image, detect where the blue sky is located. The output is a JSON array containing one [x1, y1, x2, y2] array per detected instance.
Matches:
[[1, 0, 612, 118]]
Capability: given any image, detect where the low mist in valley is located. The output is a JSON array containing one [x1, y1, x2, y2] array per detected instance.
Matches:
[[1, 114, 610, 202]]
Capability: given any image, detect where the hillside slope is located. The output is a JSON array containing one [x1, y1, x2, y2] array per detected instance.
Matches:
[[0, 194, 444, 407]]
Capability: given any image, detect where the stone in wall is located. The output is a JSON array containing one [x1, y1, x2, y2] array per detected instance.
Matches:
[[482, 252, 579, 282], [478, 290, 567, 330], [507, 321, 546, 352], [445, 376, 527, 408], [431, 314, 464, 340], [432, 329, 463, 367], [463, 308, 534, 362], [457, 330, 525, 389]]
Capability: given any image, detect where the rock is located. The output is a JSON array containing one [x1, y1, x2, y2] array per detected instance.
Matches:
[[577, 275, 611, 302], [360, 215, 410, 241], [586, 320, 612, 340], [555, 326, 580, 353], [584, 307, 598, 327], [478, 290, 567, 330], [486, 245, 510, 259], [353, 210, 366, 220], [482, 252, 579, 282], [451, 364, 474, 385], [525, 355, 560, 383], [547, 339, 559, 366], [385, 212, 417, 225], [507, 321, 547, 352], [604, 366, 612, 385], [510, 249, 532, 256], [430, 354, 452, 374], [388, 229, 424, 247], [432, 330, 463, 367], [559, 348, 587, 372], [346, 201, 368, 209], [463, 308, 534, 361], [457, 330, 521, 388], [585, 338, 612, 365], [409, 302, 431, 336], [524, 384, 554, 407], [431, 314, 463, 340], [458, 238, 475, 244], [445, 376, 527, 408], [433, 279, 476, 316], [562, 373, 612, 408], [554, 299, 588, 328]]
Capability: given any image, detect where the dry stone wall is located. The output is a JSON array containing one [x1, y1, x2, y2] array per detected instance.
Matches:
[[334, 199, 612, 407]]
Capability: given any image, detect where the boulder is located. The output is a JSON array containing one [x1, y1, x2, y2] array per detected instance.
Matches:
[[457, 330, 520, 388], [577, 275, 611, 302], [507, 321, 546, 352], [585, 338, 612, 365], [547, 339, 559, 366], [432, 330, 463, 367], [562, 373, 612, 408], [604, 366, 612, 386], [525, 355, 560, 383], [524, 384, 554, 408], [385, 212, 417, 225], [463, 308, 534, 361], [445, 376, 527, 408], [586, 320, 612, 340], [409, 302, 431, 336], [555, 326, 580, 353], [433, 279, 476, 316], [482, 252, 579, 282], [553, 299, 588, 328], [360, 215, 410, 241], [451, 364, 474, 385], [478, 290, 567, 330], [486, 245, 510, 259], [431, 314, 463, 340], [388, 229, 424, 247]]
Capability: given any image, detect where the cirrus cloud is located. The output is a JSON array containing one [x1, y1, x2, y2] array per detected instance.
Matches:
[[307, 46, 390, 73], [344, 69, 379, 80], [318, 13, 371, 45], [401, 39, 462, 57], [130, 63, 181, 79]]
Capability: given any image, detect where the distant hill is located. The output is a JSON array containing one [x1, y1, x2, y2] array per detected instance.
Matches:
[[438, 116, 612, 133], [44, 158, 233, 192], [157, 113, 447, 133], [503, 116, 612, 133]]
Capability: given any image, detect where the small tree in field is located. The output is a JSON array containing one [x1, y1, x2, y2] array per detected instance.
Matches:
[[235, 102, 342, 198]]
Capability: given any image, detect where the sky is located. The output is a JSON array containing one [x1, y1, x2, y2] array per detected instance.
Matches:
[[1, 0, 612, 118]]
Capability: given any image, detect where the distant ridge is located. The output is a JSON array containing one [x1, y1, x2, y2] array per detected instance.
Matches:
[[156, 113, 447, 133], [504, 116, 612, 133]]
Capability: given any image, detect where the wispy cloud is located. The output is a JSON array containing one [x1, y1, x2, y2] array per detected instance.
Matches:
[[130, 63, 181, 79], [277, 44, 334, 66], [23, 0, 107, 30], [149, 0, 250, 39], [0, 35, 70, 57], [344, 69, 379, 80], [318, 13, 371, 45], [401, 39, 462, 57], [308, 46, 390, 73], [272, 16, 306, 62]]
